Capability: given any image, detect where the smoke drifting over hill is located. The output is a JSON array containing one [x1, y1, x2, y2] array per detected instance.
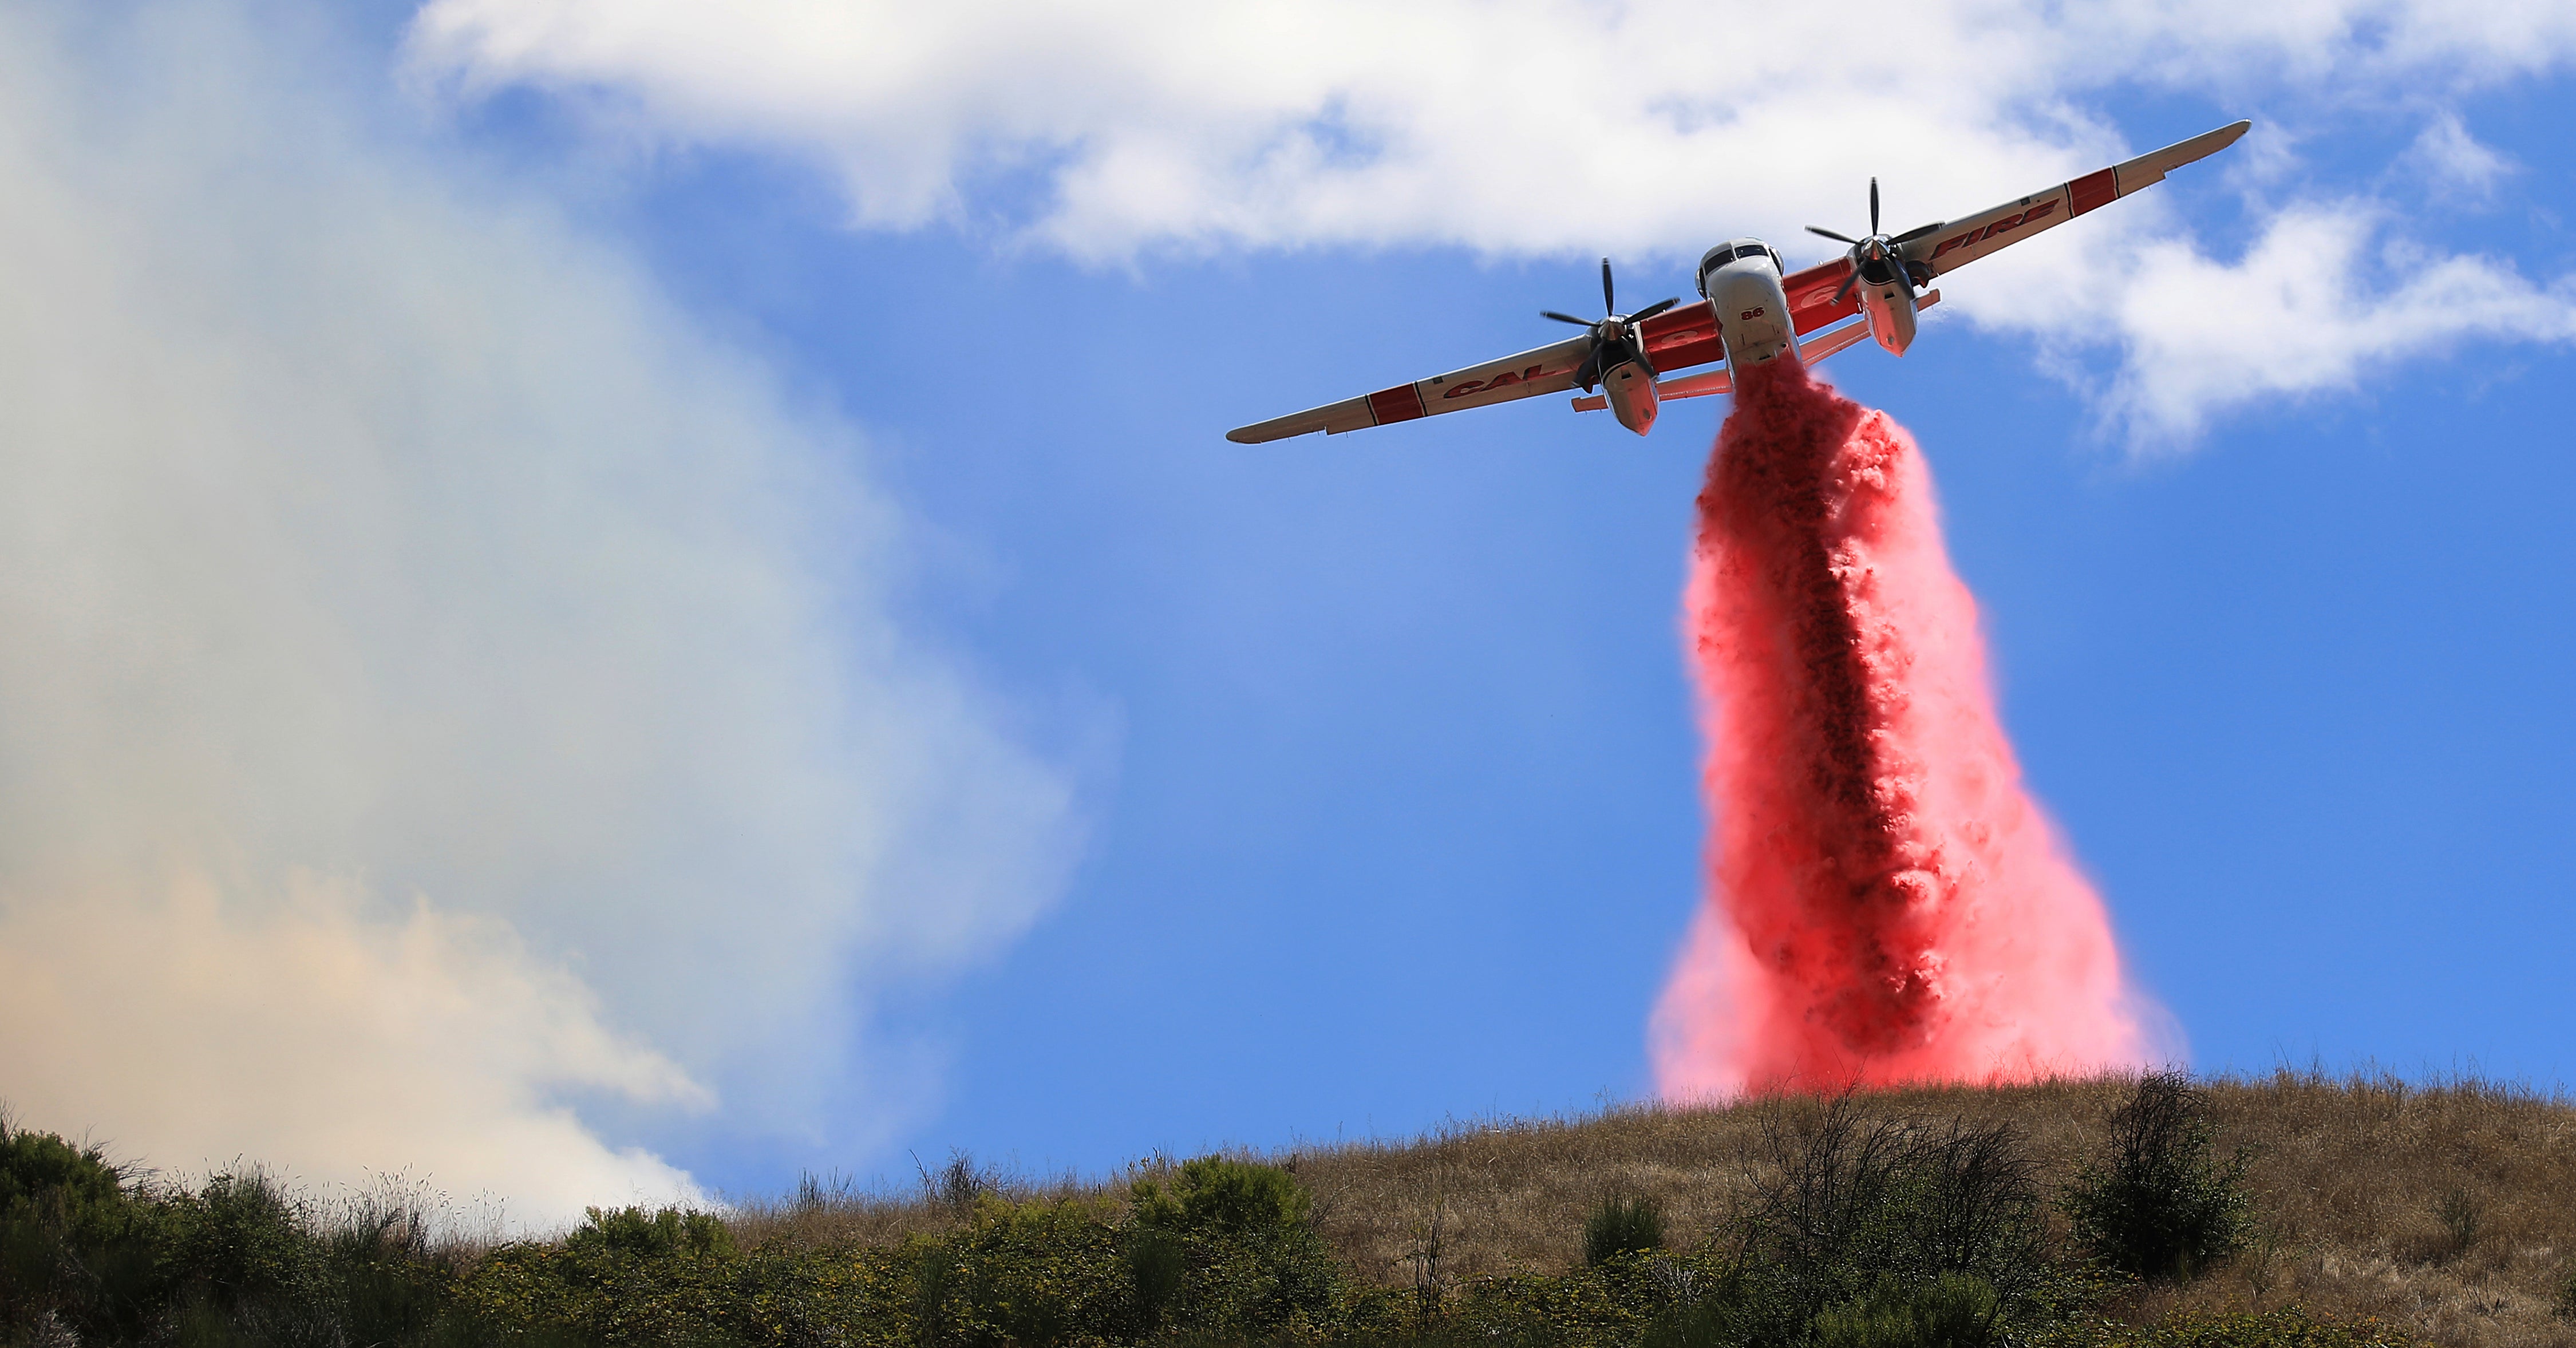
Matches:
[[1656, 364, 2160, 1093], [0, 2, 1076, 1223]]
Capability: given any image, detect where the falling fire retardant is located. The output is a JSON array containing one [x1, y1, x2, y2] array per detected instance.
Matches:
[[1654, 361, 2161, 1095]]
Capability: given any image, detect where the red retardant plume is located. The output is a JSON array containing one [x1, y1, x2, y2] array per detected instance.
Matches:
[[1653, 361, 2162, 1096]]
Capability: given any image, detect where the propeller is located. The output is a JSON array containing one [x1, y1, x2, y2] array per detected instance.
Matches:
[[1540, 258, 1681, 392], [1807, 178, 1941, 303]]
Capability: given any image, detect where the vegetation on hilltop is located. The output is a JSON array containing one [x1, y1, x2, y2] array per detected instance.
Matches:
[[3, 1070, 2567, 1348]]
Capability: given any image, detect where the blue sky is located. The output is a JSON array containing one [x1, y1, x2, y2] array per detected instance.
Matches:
[[1, 0, 2572, 1217]]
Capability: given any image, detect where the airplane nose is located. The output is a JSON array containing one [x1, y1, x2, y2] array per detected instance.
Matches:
[[1710, 268, 1767, 313], [1707, 262, 1794, 365]]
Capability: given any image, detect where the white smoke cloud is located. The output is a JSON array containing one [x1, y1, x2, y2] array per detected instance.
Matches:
[[0, 874, 710, 1220], [401, 0, 2576, 441], [0, 1, 1076, 1221]]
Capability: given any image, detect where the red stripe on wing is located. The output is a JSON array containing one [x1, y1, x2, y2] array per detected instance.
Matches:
[[1367, 384, 1427, 425], [2068, 168, 2117, 216]]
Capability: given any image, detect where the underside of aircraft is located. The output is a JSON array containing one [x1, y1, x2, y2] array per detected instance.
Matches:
[[1226, 120, 2249, 444]]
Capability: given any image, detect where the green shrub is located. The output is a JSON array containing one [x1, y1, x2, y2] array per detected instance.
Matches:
[[163, 1169, 321, 1310], [1124, 1225, 1188, 1331], [1129, 1156, 1343, 1340], [1461, 1247, 1720, 1348], [2024, 1304, 2429, 1348], [0, 1119, 551, 1348], [919, 1197, 1138, 1348], [1809, 1274, 2000, 1348], [310, 1192, 472, 1348], [462, 1167, 1360, 1348], [2554, 1266, 2575, 1320], [0, 1121, 168, 1342], [2060, 1072, 2253, 1280], [1134, 1156, 1312, 1239], [0, 1125, 129, 1217], [1583, 1195, 1666, 1266], [567, 1204, 738, 1261], [1642, 1293, 1752, 1348], [157, 1170, 521, 1348]]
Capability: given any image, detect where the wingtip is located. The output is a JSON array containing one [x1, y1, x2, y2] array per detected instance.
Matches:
[[2145, 118, 2254, 173], [1225, 428, 1259, 444]]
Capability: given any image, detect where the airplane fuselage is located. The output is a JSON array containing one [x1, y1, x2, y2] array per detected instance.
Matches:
[[1699, 239, 1797, 369], [1693, 234, 1923, 371]]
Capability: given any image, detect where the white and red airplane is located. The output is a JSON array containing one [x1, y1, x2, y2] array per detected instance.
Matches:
[[1227, 120, 2248, 444]]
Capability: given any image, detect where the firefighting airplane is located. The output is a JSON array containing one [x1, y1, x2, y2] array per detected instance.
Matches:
[[1226, 120, 2249, 443]]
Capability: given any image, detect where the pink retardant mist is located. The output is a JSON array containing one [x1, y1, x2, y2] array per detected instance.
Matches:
[[1653, 359, 2163, 1097]]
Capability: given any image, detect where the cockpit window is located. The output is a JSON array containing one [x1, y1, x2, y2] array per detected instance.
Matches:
[[1698, 242, 1775, 292]]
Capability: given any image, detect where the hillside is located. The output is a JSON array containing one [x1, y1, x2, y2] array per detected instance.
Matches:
[[735, 1070, 2576, 1348], [6, 1069, 2574, 1346]]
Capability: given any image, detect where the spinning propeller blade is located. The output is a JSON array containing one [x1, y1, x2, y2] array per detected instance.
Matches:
[[1819, 177, 1941, 306], [1545, 257, 1681, 393]]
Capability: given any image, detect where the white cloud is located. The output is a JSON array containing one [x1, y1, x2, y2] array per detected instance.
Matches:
[[2102, 208, 2576, 442], [1911, 197, 2576, 445], [2395, 110, 2516, 201], [403, 0, 2576, 441], [0, 0, 1076, 1222]]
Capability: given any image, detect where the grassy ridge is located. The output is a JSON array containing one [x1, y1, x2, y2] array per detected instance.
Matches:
[[737, 1070, 2576, 1345], [6, 1071, 2572, 1347]]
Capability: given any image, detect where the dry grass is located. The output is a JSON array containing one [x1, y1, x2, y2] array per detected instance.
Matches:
[[724, 1154, 1104, 1251], [725, 1071, 2576, 1348]]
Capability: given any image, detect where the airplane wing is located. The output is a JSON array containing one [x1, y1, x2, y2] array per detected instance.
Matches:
[[1785, 259, 1865, 337], [1780, 120, 2250, 333], [1226, 301, 1731, 444], [1638, 301, 1725, 373], [1226, 333, 1594, 444], [1910, 121, 2250, 279]]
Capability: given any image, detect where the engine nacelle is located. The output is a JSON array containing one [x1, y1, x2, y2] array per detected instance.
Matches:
[[1601, 358, 1660, 436], [1855, 257, 1922, 357]]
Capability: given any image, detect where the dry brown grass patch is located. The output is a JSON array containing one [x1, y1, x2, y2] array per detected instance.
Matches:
[[726, 1071, 2576, 1348]]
